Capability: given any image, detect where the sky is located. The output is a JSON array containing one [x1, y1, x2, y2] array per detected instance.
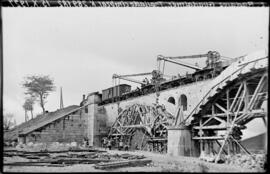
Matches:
[[2, 7, 268, 139]]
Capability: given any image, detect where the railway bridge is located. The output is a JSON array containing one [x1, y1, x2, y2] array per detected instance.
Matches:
[[82, 50, 268, 162]]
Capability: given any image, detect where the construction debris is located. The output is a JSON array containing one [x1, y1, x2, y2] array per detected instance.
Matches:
[[224, 154, 266, 171], [199, 151, 217, 163]]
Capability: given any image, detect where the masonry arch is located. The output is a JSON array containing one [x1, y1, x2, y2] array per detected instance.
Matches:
[[167, 96, 176, 105], [179, 94, 188, 111], [206, 73, 212, 79], [197, 76, 204, 81]]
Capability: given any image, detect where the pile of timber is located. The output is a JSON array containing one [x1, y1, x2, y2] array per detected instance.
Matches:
[[94, 159, 152, 170], [4, 149, 146, 168]]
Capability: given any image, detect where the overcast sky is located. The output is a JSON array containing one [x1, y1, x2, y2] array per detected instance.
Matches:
[[2, 7, 268, 139]]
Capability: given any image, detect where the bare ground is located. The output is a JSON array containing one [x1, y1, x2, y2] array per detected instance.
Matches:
[[3, 148, 263, 172]]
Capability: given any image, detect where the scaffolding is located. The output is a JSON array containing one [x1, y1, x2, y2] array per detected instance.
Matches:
[[192, 69, 267, 163], [108, 104, 175, 152]]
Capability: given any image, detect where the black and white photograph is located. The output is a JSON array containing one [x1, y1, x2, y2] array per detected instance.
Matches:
[[1, 1, 268, 173]]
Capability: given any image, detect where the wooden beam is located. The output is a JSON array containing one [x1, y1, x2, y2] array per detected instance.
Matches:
[[193, 136, 225, 140], [262, 117, 267, 126], [110, 133, 132, 136], [231, 137, 251, 156], [215, 103, 230, 114], [140, 133, 145, 150], [193, 125, 228, 130], [213, 116, 226, 124], [203, 109, 265, 118], [226, 89, 230, 156], [199, 119, 203, 153], [215, 88, 246, 163], [202, 105, 217, 127], [215, 140, 228, 155], [174, 105, 181, 126], [247, 74, 267, 110], [121, 125, 146, 128], [243, 81, 249, 112], [229, 83, 243, 112]]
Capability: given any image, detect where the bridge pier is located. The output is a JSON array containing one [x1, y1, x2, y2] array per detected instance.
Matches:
[[167, 125, 199, 157]]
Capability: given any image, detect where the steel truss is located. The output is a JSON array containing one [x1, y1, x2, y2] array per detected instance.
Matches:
[[192, 70, 268, 163]]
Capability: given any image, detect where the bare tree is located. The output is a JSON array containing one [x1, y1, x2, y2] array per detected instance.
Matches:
[[22, 97, 35, 121], [22, 102, 28, 122], [3, 113, 16, 131], [22, 75, 56, 113]]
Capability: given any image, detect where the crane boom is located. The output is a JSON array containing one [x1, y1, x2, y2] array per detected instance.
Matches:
[[157, 51, 221, 72], [158, 51, 220, 60], [112, 74, 147, 85], [157, 56, 203, 70], [162, 53, 208, 60], [115, 72, 152, 78]]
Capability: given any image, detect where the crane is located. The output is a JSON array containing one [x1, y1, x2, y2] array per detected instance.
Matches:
[[112, 70, 171, 85], [112, 72, 153, 85], [157, 51, 222, 76]]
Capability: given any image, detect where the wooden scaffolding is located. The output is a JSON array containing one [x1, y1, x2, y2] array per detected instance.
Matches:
[[108, 104, 175, 152], [191, 69, 267, 163]]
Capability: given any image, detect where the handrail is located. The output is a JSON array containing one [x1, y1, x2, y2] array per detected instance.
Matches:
[[181, 57, 268, 125]]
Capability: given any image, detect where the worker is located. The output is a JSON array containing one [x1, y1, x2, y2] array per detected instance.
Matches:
[[118, 138, 124, 150], [124, 144, 129, 151], [135, 143, 139, 150], [83, 137, 89, 148], [142, 79, 146, 86], [107, 138, 112, 150], [145, 78, 149, 84], [11, 141, 16, 147], [102, 137, 107, 149]]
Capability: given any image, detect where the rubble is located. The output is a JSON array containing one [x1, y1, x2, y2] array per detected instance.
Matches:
[[199, 150, 266, 171], [199, 151, 216, 163], [224, 154, 266, 171]]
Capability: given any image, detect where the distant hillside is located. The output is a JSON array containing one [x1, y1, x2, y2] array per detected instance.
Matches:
[[241, 133, 267, 152]]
